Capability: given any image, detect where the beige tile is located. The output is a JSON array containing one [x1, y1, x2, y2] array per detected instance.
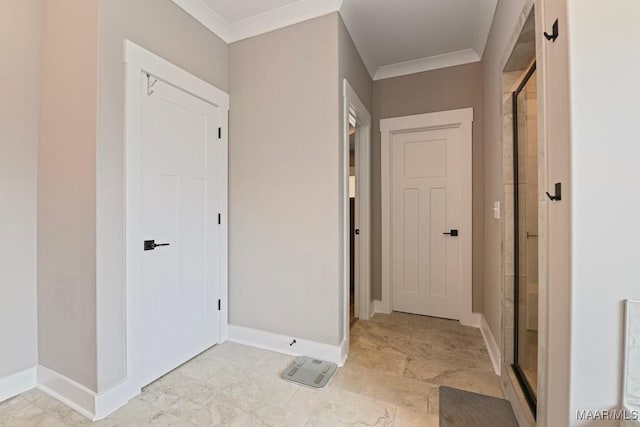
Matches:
[[189, 395, 306, 427], [428, 369, 504, 399], [0, 396, 68, 427], [250, 351, 296, 376], [285, 388, 395, 426], [331, 364, 431, 413], [206, 362, 299, 412], [173, 354, 231, 382], [204, 342, 268, 364], [139, 372, 217, 419], [369, 312, 417, 329], [394, 406, 439, 427], [22, 390, 91, 427], [347, 343, 408, 377], [351, 319, 414, 340], [404, 351, 494, 387]]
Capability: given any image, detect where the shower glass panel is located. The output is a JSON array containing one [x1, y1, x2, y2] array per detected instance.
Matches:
[[513, 63, 538, 410]]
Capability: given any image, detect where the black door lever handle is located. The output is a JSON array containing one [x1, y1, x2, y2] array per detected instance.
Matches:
[[443, 229, 459, 237], [144, 240, 171, 251]]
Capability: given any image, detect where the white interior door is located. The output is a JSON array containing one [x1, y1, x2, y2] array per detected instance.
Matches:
[[140, 76, 221, 386], [391, 126, 463, 319]]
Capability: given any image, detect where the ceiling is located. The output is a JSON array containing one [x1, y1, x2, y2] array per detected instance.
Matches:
[[202, 0, 302, 23], [173, 0, 498, 80]]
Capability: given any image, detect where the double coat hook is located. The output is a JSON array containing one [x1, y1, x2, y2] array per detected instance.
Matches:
[[544, 19, 559, 42]]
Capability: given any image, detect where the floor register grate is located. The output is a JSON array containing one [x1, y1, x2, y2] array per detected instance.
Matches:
[[280, 356, 337, 388]]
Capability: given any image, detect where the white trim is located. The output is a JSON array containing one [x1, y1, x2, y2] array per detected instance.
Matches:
[[172, 0, 232, 42], [339, 338, 349, 366], [172, 0, 342, 44], [0, 367, 36, 403], [480, 315, 502, 376], [124, 40, 229, 401], [380, 108, 475, 324], [124, 41, 229, 110], [343, 79, 372, 351], [36, 366, 137, 421], [231, 0, 342, 42], [624, 300, 640, 416], [373, 300, 390, 314], [37, 366, 95, 420], [373, 49, 480, 81], [227, 325, 345, 366]]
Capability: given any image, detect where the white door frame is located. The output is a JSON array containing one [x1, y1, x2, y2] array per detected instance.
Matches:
[[124, 40, 229, 391], [342, 79, 372, 347], [380, 108, 476, 326]]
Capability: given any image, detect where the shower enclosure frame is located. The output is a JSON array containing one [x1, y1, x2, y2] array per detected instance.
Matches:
[[512, 61, 538, 416]]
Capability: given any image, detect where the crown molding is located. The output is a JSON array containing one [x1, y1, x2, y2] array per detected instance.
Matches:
[[173, 0, 342, 44], [173, 0, 232, 42], [231, 0, 343, 42], [373, 49, 481, 81]]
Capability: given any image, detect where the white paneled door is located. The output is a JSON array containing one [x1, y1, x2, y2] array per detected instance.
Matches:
[[391, 125, 463, 320], [140, 77, 222, 386]]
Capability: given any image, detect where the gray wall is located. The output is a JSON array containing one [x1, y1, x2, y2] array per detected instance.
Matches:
[[95, 0, 229, 392], [338, 16, 373, 111], [371, 63, 485, 312], [229, 14, 343, 346], [37, 0, 229, 393], [38, 0, 100, 391], [338, 14, 373, 338], [0, 0, 40, 380]]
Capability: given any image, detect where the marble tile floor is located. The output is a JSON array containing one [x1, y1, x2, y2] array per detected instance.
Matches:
[[0, 312, 503, 427]]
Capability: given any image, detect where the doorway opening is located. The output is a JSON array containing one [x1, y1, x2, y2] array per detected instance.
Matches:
[[342, 80, 371, 354], [349, 119, 358, 327], [500, 6, 542, 424], [512, 62, 538, 411], [379, 109, 475, 326]]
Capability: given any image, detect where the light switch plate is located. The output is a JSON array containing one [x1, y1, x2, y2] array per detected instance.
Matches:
[[493, 201, 501, 220]]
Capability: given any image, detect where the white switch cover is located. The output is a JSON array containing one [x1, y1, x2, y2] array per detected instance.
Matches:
[[493, 201, 501, 219]]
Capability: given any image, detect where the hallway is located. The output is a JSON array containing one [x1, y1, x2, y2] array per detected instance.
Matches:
[[0, 313, 501, 426]]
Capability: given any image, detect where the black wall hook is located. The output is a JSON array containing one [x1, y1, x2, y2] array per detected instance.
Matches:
[[546, 183, 562, 201], [544, 19, 559, 42]]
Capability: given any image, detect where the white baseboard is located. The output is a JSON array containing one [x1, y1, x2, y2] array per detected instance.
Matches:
[[0, 367, 36, 403], [480, 315, 501, 376], [36, 365, 139, 421], [373, 300, 390, 314], [227, 325, 345, 366], [460, 312, 482, 328], [339, 338, 349, 366]]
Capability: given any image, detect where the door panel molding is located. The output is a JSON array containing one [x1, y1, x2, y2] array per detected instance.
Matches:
[[380, 108, 476, 326]]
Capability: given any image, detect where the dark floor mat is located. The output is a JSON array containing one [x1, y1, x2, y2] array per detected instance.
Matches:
[[439, 386, 518, 427]]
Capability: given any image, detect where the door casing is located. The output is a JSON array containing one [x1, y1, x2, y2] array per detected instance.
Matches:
[[380, 108, 476, 326], [342, 80, 372, 359]]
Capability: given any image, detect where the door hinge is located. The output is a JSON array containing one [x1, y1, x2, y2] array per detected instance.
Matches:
[[218, 299, 221, 311], [218, 213, 221, 225], [218, 127, 222, 139]]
